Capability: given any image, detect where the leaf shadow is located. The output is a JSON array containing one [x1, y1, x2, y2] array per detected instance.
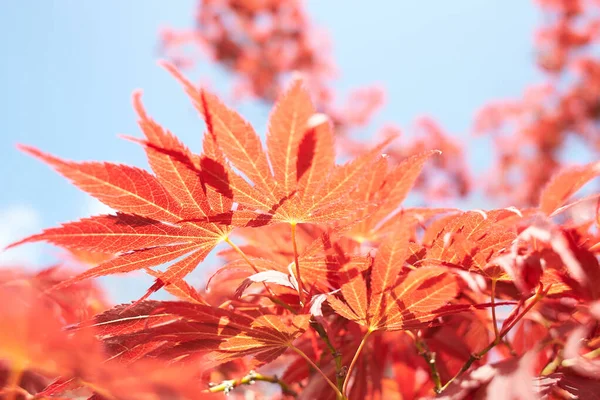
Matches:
[[296, 126, 317, 183]]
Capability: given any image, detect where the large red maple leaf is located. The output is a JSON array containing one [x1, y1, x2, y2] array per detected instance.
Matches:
[[165, 62, 394, 227], [8, 64, 401, 303]]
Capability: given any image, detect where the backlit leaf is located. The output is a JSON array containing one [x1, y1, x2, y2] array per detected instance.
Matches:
[[164, 61, 395, 226], [90, 301, 310, 367], [328, 226, 459, 331], [540, 161, 600, 216]]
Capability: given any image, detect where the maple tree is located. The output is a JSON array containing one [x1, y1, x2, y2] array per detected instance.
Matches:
[[475, 0, 600, 206], [4, 1, 600, 399]]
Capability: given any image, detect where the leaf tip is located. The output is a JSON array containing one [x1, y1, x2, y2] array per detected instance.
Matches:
[[15, 144, 65, 169], [132, 89, 145, 116], [16, 143, 39, 157], [117, 134, 144, 145], [157, 59, 177, 74]]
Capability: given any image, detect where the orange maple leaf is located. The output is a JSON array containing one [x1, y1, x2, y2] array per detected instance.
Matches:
[[164, 62, 394, 227], [409, 209, 520, 279], [539, 161, 600, 216], [327, 228, 459, 332]]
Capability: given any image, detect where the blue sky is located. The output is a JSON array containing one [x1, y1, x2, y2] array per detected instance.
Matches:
[[0, 1, 539, 302]]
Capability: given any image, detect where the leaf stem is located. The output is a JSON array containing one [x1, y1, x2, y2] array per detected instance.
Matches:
[[415, 334, 442, 393], [342, 328, 373, 397], [491, 278, 500, 342], [541, 352, 563, 375], [225, 237, 259, 273], [290, 344, 343, 399], [290, 222, 305, 305], [207, 370, 297, 397], [562, 347, 600, 367], [225, 236, 280, 299], [310, 320, 344, 392], [499, 285, 546, 335], [438, 284, 547, 393]]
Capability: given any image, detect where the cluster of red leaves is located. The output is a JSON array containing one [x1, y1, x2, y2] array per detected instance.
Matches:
[[4, 62, 600, 399], [0, 266, 216, 400], [475, 0, 600, 206], [160, 0, 471, 202], [160, 0, 335, 104], [159, 0, 383, 137]]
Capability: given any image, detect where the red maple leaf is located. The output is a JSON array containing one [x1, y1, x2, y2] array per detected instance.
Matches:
[[165, 62, 394, 227], [538, 160, 600, 216], [88, 301, 310, 368], [327, 227, 459, 333]]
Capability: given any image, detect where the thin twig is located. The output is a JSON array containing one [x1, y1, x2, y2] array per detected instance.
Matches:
[[310, 320, 345, 392], [207, 370, 297, 397], [415, 335, 442, 393]]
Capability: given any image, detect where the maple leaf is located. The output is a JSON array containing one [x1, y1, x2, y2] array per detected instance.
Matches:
[[327, 228, 459, 332], [34, 356, 216, 400], [389, 332, 436, 399], [144, 268, 207, 305], [0, 272, 152, 398], [219, 223, 320, 261], [212, 222, 398, 303], [164, 62, 395, 226], [539, 160, 600, 216], [427, 311, 492, 380], [409, 209, 520, 279], [8, 92, 236, 298], [85, 359, 216, 400], [492, 220, 600, 298], [88, 301, 310, 368]]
